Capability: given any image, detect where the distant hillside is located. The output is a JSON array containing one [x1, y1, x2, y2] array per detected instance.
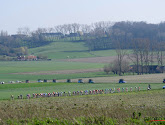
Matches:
[[29, 41, 118, 59], [2, 21, 165, 59]]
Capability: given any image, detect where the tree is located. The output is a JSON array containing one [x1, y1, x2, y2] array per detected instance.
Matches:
[[128, 38, 151, 74], [103, 64, 111, 74], [17, 27, 31, 36], [121, 60, 130, 74], [155, 42, 165, 73], [105, 59, 129, 75], [115, 40, 127, 76]]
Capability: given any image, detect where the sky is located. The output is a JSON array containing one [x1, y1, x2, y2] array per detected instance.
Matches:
[[1, 0, 165, 34]]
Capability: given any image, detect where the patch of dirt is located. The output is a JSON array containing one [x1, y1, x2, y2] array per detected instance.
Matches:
[[58, 73, 165, 83], [12, 68, 103, 75], [59, 56, 118, 63]]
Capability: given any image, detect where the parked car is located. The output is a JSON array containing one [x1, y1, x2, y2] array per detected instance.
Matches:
[[78, 79, 84, 83], [119, 79, 126, 83], [163, 85, 165, 89], [38, 79, 43, 83], [88, 79, 95, 83], [1, 82, 5, 84], [163, 79, 165, 83]]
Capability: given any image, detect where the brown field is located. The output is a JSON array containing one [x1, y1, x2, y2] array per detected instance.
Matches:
[[11, 56, 165, 84], [58, 73, 165, 83], [13, 70, 165, 84], [57, 56, 165, 83], [12, 56, 124, 75], [12, 68, 103, 75], [59, 56, 117, 63]]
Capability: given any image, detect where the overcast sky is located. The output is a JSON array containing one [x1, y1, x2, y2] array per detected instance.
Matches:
[[1, 0, 165, 34]]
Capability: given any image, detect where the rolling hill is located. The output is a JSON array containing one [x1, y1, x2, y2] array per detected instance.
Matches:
[[29, 41, 118, 59]]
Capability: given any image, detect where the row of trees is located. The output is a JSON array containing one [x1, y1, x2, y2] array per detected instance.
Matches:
[[0, 21, 111, 56], [16, 22, 112, 36], [15, 22, 113, 43], [2, 21, 165, 45], [1, 21, 165, 58], [86, 21, 165, 50], [14, 21, 165, 49], [104, 38, 165, 75], [0, 31, 28, 57]]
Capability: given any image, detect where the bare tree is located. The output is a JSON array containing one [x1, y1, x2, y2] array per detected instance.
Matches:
[[0, 30, 8, 36], [128, 38, 151, 74], [17, 27, 30, 36], [81, 24, 91, 34], [72, 23, 80, 33], [54, 25, 63, 33], [115, 40, 127, 76], [155, 42, 165, 73], [107, 59, 129, 75], [47, 27, 54, 33], [121, 59, 130, 74], [110, 59, 119, 74], [66, 24, 73, 34], [104, 64, 111, 74], [149, 41, 155, 73]]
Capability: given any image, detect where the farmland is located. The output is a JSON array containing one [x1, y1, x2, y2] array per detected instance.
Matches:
[[0, 61, 105, 82], [0, 89, 165, 124], [0, 41, 165, 124], [0, 41, 122, 82], [0, 41, 164, 100], [29, 41, 121, 59], [0, 81, 164, 100]]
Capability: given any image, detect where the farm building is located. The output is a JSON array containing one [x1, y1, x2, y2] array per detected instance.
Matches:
[[17, 55, 37, 61], [27, 55, 37, 61], [41, 32, 64, 37], [68, 33, 79, 37], [11, 34, 27, 39]]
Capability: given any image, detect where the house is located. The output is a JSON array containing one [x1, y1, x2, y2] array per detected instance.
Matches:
[[68, 33, 79, 37], [26, 55, 37, 61], [41, 32, 64, 37], [17, 55, 37, 61], [11, 34, 27, 39], [41, 32, 64, 40]]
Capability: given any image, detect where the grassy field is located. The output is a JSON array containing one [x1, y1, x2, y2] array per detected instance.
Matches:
[[29, 41, 126, 59], [0, 81, 163, 100], [0, 61, 104, 73], [0, 41, 133, 82], [0, 89, 165, 124], [0, 40, 117, 82], [1, 41, 165, 124], [0, 61, 105, 82], [0, 59, 164, 83]]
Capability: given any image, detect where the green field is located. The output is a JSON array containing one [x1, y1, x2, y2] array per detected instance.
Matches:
[[0, 82, 163, 100], [0, 41, 133, 82], [29, 41, 123, 59], [0, 89, 165, 124], [0, 36, 165, 124], [0, 61, 104, 73], [0, 61, 105, 82], [0, 41, 164, 125]]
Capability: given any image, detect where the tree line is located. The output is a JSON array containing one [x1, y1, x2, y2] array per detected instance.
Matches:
[[1, 21, 165, 58], [86, 21, 165, 50], [104, 38, 165, 75], [0, 31, 28, 57]]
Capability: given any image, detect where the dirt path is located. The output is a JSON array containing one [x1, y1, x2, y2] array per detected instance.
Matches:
[[12, 68, 103, 75], [58, 73, 165, 83], [59, 56, 117, 63]]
